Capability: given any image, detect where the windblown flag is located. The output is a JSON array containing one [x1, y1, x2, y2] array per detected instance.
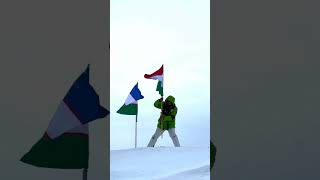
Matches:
[[21, 65, 109, 169], [144, 65, 163, 96], [117, 83, 144, 115]]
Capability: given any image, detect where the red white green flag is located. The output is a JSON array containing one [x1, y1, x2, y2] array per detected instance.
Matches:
[[144, 65, 163, 96]]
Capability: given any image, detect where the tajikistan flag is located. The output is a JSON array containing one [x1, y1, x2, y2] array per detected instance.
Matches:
[[117, 83, 144, 115], [144, 65, 163, 96], [20, 65, 109, 169]]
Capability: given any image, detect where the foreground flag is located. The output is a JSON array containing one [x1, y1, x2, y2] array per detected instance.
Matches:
[[144, 65, 163, 96], [211, 140, 217, 170], [117, 83, 144, 115], [21, 65, 109, 169]]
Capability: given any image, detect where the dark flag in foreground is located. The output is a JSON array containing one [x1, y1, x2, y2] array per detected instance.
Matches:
[[21, 65, 109, 169], [210, 141, 217, 170]]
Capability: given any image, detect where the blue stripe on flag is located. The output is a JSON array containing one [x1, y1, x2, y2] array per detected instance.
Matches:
[[130, 83, 144, 101], [63, 65, 109, 124]]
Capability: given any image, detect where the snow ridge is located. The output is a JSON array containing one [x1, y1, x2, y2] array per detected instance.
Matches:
[[111, 146, 210, 180]]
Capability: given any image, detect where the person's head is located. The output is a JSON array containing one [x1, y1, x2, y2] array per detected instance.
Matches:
[[164, 95, 175, 107]]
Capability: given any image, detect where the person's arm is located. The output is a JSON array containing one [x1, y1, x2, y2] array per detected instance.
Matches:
[[154, 98, 163, 109], [170, 106, 177, 120]]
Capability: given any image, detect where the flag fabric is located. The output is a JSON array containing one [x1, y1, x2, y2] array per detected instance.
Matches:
[[117, 83, 144, 115], [21, 65, 109, 169], [144, 65, 163, 96], [21, 125, 90, 169]]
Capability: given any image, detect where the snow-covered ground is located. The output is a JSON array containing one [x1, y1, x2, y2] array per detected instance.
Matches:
[[110, 146, 210, 180]]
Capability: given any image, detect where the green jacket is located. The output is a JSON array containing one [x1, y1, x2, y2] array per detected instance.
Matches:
[[154, 95, 178, 130]]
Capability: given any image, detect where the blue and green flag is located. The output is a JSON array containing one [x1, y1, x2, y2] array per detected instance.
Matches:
[[117, 83, 144, 115], [21, 65, 109, 169]]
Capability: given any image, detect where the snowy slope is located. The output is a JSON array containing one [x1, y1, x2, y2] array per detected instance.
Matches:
[[110, 146, 210, 180]]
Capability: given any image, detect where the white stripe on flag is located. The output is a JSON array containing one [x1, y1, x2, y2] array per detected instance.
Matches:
[[124, 94, 137, 105], [67, 124, 88, 134], [149, 75, 163, 81], [46, 102, 82, 139]]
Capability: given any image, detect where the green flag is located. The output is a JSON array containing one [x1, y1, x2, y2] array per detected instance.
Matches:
[[156, 80, 163, 96], [21, 129, 89, 169], [117, 103, 138, 115]]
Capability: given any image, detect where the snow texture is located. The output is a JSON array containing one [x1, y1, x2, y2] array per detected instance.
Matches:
[[110, 146, 210, 180]]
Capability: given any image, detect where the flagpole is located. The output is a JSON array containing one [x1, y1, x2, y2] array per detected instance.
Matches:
[[135, 104, 138, 148], [82, 168, 88, 180], [135, 114, 138, 148], [84, 64, 89, 180], [83, 64, 89, 180], [160, 95, 163, 139], [161, 64, 164, 139]]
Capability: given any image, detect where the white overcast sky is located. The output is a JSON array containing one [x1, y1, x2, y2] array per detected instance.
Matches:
[[110, 0, 210, 150]]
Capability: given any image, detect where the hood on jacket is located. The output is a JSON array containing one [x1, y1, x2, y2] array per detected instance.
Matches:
[[165, 95, 175, 104]]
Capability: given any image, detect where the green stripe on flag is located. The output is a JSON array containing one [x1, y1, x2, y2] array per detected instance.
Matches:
[[117, 103, 137, 115], [156, 81, 163, 96], [21, 134, 88, 169]]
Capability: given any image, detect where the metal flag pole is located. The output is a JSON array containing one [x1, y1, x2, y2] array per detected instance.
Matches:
[[135, 105, 138, 148], [161, 95, 164, 139], [82, 168, 88, 180], [83, 64, 89, 180], [161, 64, 164, 139]]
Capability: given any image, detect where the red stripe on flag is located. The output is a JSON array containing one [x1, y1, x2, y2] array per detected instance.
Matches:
[[63, 132, 89, 137], [144, 65, 163, 79], [43, 132, 51, 139]]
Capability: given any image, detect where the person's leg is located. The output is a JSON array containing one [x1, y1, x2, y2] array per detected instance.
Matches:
[[168, 128, 180, 147], [147, 128, 164, 147]]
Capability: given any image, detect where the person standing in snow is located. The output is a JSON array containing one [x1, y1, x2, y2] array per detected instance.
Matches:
[[147, 95, 181, 147]]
